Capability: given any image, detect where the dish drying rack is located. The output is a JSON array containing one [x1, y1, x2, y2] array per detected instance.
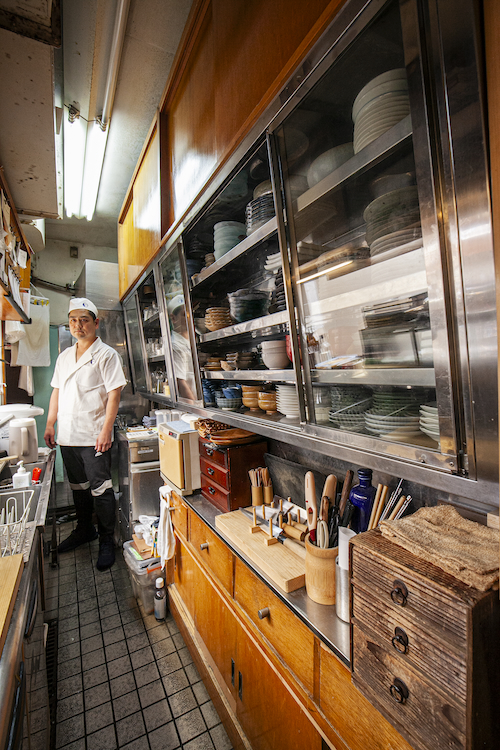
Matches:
[[0, 487, 35, 556]]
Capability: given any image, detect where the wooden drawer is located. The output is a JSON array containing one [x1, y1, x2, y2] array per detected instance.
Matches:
[[201, 473, 231, 513], [189, 510, 233, 594], [233, 557, 314, 695], [320, 642, 415, 750], [199, 439, 227, 468], [352, 622, 466, 750], [200, 456, 229, 490], [352, 585, 466, 703], [351, 538, 467, 648], [171, 490, 188, 539]]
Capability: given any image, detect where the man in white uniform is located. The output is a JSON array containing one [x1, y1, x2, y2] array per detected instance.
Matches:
[[44, 298, 127, 570], [168, 294, 196, 400]]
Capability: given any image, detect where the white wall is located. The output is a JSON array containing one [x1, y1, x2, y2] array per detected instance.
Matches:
[[31, 239, 118, 325]]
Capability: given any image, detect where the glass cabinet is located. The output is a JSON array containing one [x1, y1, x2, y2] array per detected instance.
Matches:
[[123, 270, 172, 397], [267, 0, 486, 474]]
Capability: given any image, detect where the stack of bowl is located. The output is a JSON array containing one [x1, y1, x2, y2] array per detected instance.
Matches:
[[205, 307, 232, 331], [241, 384, 262, 412], [352, 69, 410, 154], [216, 391, 242, 411], [306, 142, 354, 188], [260, 339, 290, 369], [204, 252, 215, 267], [276, 385, 300, 418], [185, 257, 204, 279], [225, 351, 256, 370], [228, 289, 270, 323], [246, 181, 275, 234], [213, 221, 246, 260], [202, 379, 222, 406], [258, 390, 277, 414]]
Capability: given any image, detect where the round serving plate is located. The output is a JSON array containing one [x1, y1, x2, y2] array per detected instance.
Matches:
[[354, 94, 410, 126], [364, 186, 419, 223], [353, 79, 408, 122], [353, 68, 407, 113], [306, 143, 354, 188]]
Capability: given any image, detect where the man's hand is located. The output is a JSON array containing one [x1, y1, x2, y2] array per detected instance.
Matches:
[[44, 426, 56, 449], [95, 428, 113, 453]]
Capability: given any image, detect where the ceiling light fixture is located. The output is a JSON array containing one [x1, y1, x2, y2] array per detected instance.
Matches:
[[63, 0, 130, 221]]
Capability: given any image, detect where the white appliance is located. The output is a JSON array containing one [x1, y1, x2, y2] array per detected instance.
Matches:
[[0, 404, 44, 454], [9, 417, 38, 464]]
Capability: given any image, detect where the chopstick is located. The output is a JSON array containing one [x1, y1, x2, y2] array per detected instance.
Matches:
[[248, 467, 272, 487], [368, 484, 383, 530]]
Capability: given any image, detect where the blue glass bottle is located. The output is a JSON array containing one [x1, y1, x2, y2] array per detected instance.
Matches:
[[349, 469, 376, 533]]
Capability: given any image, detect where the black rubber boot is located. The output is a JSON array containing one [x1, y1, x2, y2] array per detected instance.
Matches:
[[58, 525, 98, 553], [96, 536, 115, 571]]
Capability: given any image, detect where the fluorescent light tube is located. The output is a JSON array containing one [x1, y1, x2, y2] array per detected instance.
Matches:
[[80, 120, 108, 221], [63, 114, 87, 218], [297, 260, 352, 284]]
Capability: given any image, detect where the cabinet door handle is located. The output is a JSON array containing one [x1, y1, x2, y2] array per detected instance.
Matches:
[[390, 580, 409, 606], [389, 678, 409, 705], [200, 542, 209, 551], [238, 671, 243, 700], [258, 607, 270, 620], [207, 467, 214, 476], [231, 658, 235, 686], [208, 486, 215, 495], [391, 626, 409, 654], [206, 448, 213, 456]]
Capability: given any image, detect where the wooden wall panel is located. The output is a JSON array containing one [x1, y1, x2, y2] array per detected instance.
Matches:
[[118, 197, 134, 298], [133, 127, 161, 271], [169, 5, 217, 220]]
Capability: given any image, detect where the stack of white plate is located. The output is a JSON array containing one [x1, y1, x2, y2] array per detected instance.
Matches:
[[276, 385, 300, 418], [419, 402, 439, 443], [352, 69, 410, 154], [329, 385, 372, 431], [364, 410, 421, 439], [264, 251, 282, 272], [213, 221, 246, 260], [245, 194, 275, 234], [364, 185, 421, 258], [306, 143, 354, 188]]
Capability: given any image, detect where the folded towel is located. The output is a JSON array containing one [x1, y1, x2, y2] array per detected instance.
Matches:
[[16, 300, 50, 367], [4, 320, 26, 344], [380, 504, 499, 591], [158, 485, 175, 569]]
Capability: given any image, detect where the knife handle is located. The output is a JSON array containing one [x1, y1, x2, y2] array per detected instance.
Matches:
[[322, 474, 337, 505], [339, 470, 354, 517]]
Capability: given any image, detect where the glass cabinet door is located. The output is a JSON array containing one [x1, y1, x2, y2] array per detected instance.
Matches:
[[159, 244, 200, 403], [136, 270, 171, 397], [123, 294, 148, 392], [272, 0, 459, 471]]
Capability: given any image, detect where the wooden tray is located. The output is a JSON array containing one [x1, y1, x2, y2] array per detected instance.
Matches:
[[215, 509, 305, 592]]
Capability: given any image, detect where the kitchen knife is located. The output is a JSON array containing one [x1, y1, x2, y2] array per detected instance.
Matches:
[[305, 471, 317, 543], [321, 474, 337, 506]]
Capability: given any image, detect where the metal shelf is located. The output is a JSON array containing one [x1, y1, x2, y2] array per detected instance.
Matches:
[[295, 116, 412, 214], [202, 369, 296, 383], [143, 312, 160, 326], [148, 354, 165, 363], [199, 311, 288, 342], [312, 367, 436, 388], [191, 216, 278, 287]]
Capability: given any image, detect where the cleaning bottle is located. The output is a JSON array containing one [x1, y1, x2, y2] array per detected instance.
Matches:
[[154, 577, 166, 620], [12, 460, 31, 488]]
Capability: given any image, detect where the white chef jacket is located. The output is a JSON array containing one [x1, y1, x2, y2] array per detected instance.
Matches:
[[51, 337, 127, 446]]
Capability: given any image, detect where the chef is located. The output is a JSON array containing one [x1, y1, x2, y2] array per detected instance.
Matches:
[[44, 297, 127, 570]]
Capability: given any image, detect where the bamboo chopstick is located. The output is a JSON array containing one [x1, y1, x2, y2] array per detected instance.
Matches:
[[368, 484, 383, 530], [373, 485, 389, 528], [388, 495, 406, 521]]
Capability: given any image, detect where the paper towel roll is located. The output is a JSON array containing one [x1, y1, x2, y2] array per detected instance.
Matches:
[[338, 527, 357, 569]]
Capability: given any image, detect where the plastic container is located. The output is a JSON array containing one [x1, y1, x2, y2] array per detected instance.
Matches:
[[154, 577, 167, 620], [12, 460, 31, 489], [123, 540, 162, 614]]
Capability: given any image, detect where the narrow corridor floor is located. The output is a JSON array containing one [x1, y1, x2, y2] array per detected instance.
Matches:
[[45, 522, 233, 750]]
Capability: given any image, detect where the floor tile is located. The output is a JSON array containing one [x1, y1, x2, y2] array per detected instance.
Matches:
[[106, 640, 129, 662], [163, 668, 189, 697], [201, 702, 221, 730], [183, 732, 216, 750], [209, 724, 232, 750], [130, 645, 154, 670], [56, 691, 84, 722], [169, 686, 197, 719], [126, 632, 149, 653], [83, 664, 108, 690], [143, 698, 173, 731], [57, 673, 83, 700], [157, 652, 182, 677], [101, 614, 122, 632], [138, 679, 165, 709], [87, 724, 117, 750], [103, 626, 125, 646], [55, 713, 85, 748], [107, 654, 132, 680], [112, 690, 141, 721], [192, 680, 210, 705], [85, 701, 115, 734], [84, 682, 111, 710], [84, 648, 106, 671], [116, 711, 146, 747], [57, 657, 82, 681], [123, 619, 145, 638], [134, 661, 160, 688], [58, 642, 81, 663], [175, 707, 207, 744], [110, 672, 136, 699], [148, 720, 180, 750], [184, 663, 201, 684], [151, 637, 176, 659], [81, 634, 104, 655], [58, 628, 80, 648]]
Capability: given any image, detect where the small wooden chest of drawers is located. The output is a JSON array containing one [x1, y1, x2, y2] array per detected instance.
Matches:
[[350, 529, 500, 750], [199, 437, 267, 513]]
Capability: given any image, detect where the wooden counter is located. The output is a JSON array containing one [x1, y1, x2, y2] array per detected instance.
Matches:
[[168, 490, 415, 750]]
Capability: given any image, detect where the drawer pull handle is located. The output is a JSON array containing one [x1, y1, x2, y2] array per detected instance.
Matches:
[[258, 607, 270, 620], [200, 542, 209, 551], [391, 627, 409, 654], [390, 678, 409, 705], [390, 580, 408, 606], [206, 449, 213, 456], [208, 486, 215, 495], [207, 467, 215, 476]]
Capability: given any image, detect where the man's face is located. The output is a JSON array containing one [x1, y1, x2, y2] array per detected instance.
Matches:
[[69, 310, 98, 341]]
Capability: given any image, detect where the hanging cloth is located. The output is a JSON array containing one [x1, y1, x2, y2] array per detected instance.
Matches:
[[16, 297, 50, 367], [158, 485, 176, 569]]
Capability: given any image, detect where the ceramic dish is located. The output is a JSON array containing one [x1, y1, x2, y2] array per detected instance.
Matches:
[[306, 143, 354, 188]]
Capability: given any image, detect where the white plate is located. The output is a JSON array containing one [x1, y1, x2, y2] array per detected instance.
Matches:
[[370, 230, 422, 254], [370, 238, 424, 262], [354, 110, 412, 141], [353, 68, 407, 109], [354, 100, 411, 129], [353, 79, 408, 121], [364, 186, 420, 223], [420, 404, 438, 414], [306, 143, 354, 188], [354, 121, 409, 152], [354, 93, 410, 121]]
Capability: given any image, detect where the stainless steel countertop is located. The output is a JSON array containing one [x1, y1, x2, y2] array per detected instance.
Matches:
[[182, 492, 351, 665]]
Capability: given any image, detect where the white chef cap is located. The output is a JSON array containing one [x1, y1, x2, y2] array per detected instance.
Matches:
[[69, 297, 99, 318]]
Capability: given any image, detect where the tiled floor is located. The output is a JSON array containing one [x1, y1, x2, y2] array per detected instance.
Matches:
[[44, 521, 233, 750]]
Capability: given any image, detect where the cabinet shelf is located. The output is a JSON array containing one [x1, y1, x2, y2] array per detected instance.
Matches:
[[192, 216, 278, 288], [312, 367, 435, 388], [295, 116, 412, 216], [199, 311, 288, 342], [202, 369, 296, 383], [143, 312, 160, 326], [148, 354, 165, 363]]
